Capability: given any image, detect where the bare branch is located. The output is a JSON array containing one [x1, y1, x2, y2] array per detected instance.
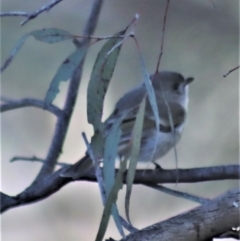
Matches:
[[32, 0, 104, 182], [0, 11, 31, 17], [73, 0, 104, 48], [1, 164, 239, 213], [9, 155, 67, 167], [119, 188, 240, 241], [223, 65, 239, 78], [0, 97, 62, 117], [10, 156, 46, 163], [0, 0, 63, 26]]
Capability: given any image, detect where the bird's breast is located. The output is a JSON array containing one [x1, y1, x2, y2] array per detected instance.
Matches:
[[138, 123, 184, 163]]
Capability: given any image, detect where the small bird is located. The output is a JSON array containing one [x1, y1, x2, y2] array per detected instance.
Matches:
[[61, 71, 194, 179]]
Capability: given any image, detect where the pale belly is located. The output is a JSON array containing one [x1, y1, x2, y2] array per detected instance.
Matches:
[[137, 126, 183, 163]]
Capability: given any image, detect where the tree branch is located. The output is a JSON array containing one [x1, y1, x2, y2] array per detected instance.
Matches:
[[119, 188, 240, 241], [223, 65, 239, 78], [31, 0, 104, 182], [1, 165, 239, 213], [9, 155, 67, 167], [0, 97, 62, 117], [0, 0, 63, 26]]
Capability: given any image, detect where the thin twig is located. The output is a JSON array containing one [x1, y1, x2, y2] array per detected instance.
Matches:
[[1, 11, 31, 17], [10, 156, 45, 163], [0, 97, 62, 117], [10, 155, 67, 167], [223, 65, 239, 78], [73, 34, 126, 41], [154, 0, 179, 184], [0, 0, 63, 26], [125, 0, 148, 31], [155, 0, 171, 72]]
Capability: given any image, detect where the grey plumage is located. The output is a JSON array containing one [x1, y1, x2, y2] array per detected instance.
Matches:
[[61, 71, 194, 179]]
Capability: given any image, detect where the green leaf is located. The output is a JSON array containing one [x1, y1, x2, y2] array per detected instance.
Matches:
[[145, 184, 209, 205], [139, 54, 160, 162], [103, 116, 125, 237], [141, 66, 160, 129], [88, 29, 127, 240], [1, 28, 73, 72], [111, 203, 125, 237], [90, 118, 126, 238], [125, 98, 146, 223], [87, 29, 126, 132], [95, 158, 127, 241], [31, 28, 73, 43], [45, 46, 87, 105], [103, 117, 122, 197], [1, 34, 28, 72]]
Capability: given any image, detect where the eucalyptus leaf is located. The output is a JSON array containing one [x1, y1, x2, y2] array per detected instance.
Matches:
[[95, 158, 127, 241], [111, 203, 125, 238], [141, 65, 160, 129], [87, 29, 126, 132], [103, 116, 125, 238], [103, 117, 122, 197], [45, 46, 87, 105], [1, 28, 73, 72], [88, 29, 127, 240], [125, 98, 146, 223], [31, 28, 73, 43], [139, 55, 160, 161]]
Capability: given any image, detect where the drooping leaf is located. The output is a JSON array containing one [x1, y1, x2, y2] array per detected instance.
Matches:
[[87, 29, 126, 132], [1, 28, 73, 72], [103, 116, 125, 237], [95, 158, 127, 241], [140, 61, 160, 129], [83, 132, 106, 205], [1, 34, 28, 72], [87, 28, 127, 196], [111, 203, 125, 238], [145, 184, 209, 205], [87, 29, 127, 240], [139, 54, 160, 161], [45, 46, 87, 105], [125, 98, 146, 223], [103, 117, 122, 197], [88, 120, 126, 238]]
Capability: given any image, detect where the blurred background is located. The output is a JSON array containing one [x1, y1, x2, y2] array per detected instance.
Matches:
[[1, 0, 239, 240]]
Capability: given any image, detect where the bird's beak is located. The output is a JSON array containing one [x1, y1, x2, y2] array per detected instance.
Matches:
[[185, 77, 194, 86]]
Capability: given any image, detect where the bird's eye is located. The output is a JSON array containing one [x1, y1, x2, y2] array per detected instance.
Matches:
[[172, 83, 179, 91]]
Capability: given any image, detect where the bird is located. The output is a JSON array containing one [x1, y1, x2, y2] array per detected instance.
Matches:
[[61, 71, 194, 179]]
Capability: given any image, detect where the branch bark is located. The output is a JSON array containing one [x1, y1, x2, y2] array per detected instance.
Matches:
[[119, 188, 240, 241], [1, 164, 239, 213]]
